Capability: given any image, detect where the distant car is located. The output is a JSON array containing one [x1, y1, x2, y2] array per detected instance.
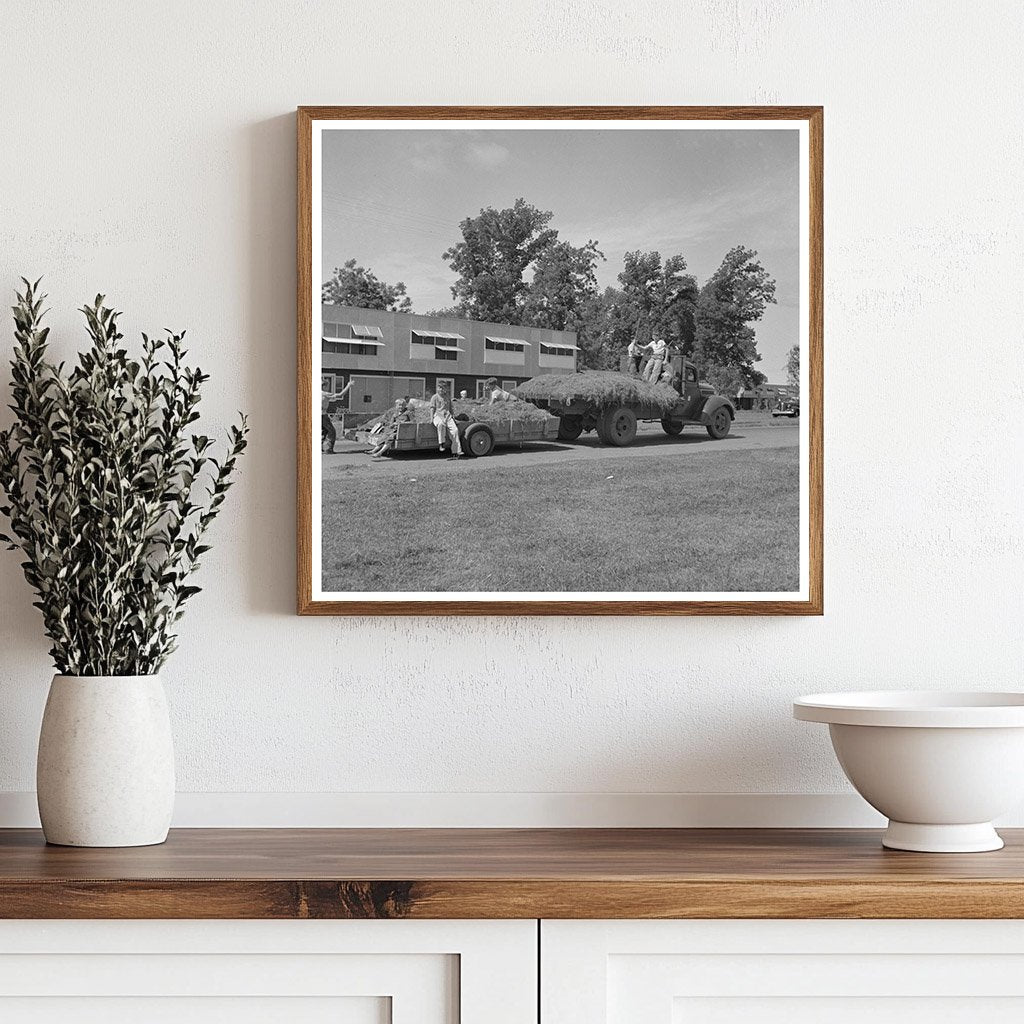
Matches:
[[772, 398, 800, 418]]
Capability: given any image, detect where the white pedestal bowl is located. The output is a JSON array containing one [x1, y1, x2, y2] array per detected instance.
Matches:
[[793, 691, 1024, 852]]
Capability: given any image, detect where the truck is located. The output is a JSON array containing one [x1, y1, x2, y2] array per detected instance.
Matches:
[[388, 412, 560, 457], [520, 358, 736, 447]]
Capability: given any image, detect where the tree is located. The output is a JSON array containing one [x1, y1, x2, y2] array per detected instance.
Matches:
[[575, 286, 637, 370], [443, 198, 558, 324], [693, 246, 776, 393], [522, 239, 604, 331], [786, 344, 800, 388], [322, 259, 413, 312], [617, 251, 699, 355]]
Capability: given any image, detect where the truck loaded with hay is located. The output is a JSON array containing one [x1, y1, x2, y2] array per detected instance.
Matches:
[[515, 359, 736, 447]]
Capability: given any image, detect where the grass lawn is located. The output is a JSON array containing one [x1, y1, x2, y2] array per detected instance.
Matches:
[[322, 447, 800, 593]]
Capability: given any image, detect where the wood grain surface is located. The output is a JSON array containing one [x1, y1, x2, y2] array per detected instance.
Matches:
[[296, 105, 824, 616], [2, 828, 1021, 920]]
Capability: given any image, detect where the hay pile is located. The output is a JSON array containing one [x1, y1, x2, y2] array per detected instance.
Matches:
[[515, 371, 679, 415], [455, 399, 550, 426]]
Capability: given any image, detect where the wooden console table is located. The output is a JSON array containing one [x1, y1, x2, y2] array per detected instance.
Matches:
[[4, 828, 1024, 1021], [2, 826, 1023, 919]]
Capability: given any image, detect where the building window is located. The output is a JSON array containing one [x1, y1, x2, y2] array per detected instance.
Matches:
[[350, 324, 383, 340], [340, 342, 378, 357], [322, 322, 385, 356], [539, 342, 576, 357], [484, 335, 528, 366], [485, 336, 528, 352], [502, 379, 518, 391], [323, 340, 379, 357], [324, 322, 384, 341], [410, 330, 465, 361], [538, 340, 578, 369]]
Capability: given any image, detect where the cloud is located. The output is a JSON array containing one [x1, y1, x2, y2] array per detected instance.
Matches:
[[408, 137, 451, 174], [464, 141, 510, 170]]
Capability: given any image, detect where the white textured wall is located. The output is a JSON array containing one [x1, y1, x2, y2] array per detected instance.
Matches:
[[1, 0, 1022, 823]]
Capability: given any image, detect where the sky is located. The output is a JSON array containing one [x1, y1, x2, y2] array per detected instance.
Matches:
[[321, 127, 800, 380]]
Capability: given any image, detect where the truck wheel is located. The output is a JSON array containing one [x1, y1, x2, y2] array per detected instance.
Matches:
[[464, 424, 494, 457], [557, 415, 584, 441], [706, 407, 732, 439], [661, 418, 684, 436], [601, 406, 637, 447]]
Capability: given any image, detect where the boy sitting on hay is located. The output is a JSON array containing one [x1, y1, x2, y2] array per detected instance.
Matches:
[[368, 397, 412, 459], [484, 377, 516, 403]]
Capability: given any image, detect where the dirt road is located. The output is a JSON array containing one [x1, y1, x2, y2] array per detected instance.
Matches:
[[322, 421, 799, 480]]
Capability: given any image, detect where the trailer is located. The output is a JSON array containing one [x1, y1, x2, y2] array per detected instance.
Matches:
[[518, 358, 736, 447], [389, 413, 560, 457]]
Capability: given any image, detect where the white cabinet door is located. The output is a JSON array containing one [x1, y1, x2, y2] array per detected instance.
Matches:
[[0, 919, 535, 1024], [542, 919, 1024, 1024]]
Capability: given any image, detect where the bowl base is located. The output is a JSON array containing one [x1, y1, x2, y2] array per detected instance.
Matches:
[[882, 821, 1004, 853]]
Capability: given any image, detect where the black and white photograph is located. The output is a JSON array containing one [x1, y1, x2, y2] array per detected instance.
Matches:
[[300, 110, 821, 613]]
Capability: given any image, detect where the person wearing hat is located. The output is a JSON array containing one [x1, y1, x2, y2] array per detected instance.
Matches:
[[428, 380, 463, 459]]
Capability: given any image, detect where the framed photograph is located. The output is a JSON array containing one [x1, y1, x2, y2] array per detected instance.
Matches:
[[298, 106, 822, 615]]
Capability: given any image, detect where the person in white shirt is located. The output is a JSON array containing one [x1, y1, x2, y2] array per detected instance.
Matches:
[[321, 380, 353, 453], [643, 337, 669, 382], [428, 381, 462, 458], [626, 332, 644, 375], [484, 377, 516, 403]]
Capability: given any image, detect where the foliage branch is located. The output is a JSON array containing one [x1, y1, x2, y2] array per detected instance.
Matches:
[[0, 280, 248, 676]]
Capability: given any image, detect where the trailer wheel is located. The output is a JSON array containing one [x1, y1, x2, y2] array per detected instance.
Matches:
[[705, 407, 732, 439], [661, 418, 684, 436], [557, 415, 584, 441], [464, 424, 494, 457], [601, 406, 637, 447]]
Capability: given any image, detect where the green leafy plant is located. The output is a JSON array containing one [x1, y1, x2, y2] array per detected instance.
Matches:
[[0, 279, 248, 676]]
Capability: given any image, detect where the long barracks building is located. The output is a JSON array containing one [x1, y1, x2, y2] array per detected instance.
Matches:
[[321, 303, 579, 414]]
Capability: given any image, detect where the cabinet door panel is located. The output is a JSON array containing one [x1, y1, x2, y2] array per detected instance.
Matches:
[[543, 920, 1024, 1024], [0, 996, 389, 1024], [0, 919, 536, 1024]]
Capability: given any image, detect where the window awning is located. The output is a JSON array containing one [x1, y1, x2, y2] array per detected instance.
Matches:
[[351, 324, 384, 339], [323, 336, 386, 347], [541, 342, 580, 352], [433, 342, 465, 352], [486, 336, 531, 347], [412, 330, 465, 341]]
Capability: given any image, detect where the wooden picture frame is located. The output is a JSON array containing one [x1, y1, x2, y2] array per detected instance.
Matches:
[[298, 106, 822, 616]]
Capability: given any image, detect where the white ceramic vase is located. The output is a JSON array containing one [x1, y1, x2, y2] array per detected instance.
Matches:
[[36, 675, 175, 847]]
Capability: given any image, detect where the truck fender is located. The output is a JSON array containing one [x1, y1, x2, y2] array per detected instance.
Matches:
[[700, 396, 736, 424]]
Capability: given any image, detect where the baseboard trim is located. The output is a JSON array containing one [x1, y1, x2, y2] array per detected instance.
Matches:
[[0, 792, 891, 828], [4, 791, 1021, 829]]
